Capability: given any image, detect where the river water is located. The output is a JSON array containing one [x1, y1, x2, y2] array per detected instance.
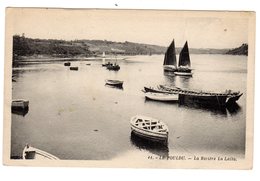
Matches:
[[11, 54, 247, 160]]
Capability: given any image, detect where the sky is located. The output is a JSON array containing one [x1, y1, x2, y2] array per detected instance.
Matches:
[[7, 8, 250, 49]]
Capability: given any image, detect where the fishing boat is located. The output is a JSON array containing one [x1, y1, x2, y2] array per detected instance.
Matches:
[[12, 99, 29, 109], [145, 92, 178, 102], [174, 41, 193, 76], [70, 66, 78, 71], [130, 115, 169, 143], [105, 79, 123, 87], [64, 62, 71, 66], [163, 39, 177, 72], [107, 63, 120, 71], [159, 85, 242, 107], [22, 144, 59, 160]]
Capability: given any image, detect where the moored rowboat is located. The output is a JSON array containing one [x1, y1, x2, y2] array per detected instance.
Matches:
[[105, 79, 123, 87], [130, 115, 168, 143], [12, 99, 29, 109], [22, 144, 59, 160], [145, 92, 178, 102], [70, 67, 78, 71], [64, 62, 71, 66]]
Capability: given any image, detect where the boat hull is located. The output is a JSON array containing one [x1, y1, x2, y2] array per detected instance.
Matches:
[[23, 145, 59, 160], [131, 128, 168, 143], [179, 93, 228, 107], [64, 62, 71, 66], [163, 65, 177, 72], [227, 93, 243, 104], [130, 116, 168, 143], [174, 71, 193, 76], [12, 99, 29, 109], [147, 85, 242, 107], [145, 92, 178, 102], [107, 64, 120, 71], [70, 67, 78, 71], [105, 80, 123, 87]]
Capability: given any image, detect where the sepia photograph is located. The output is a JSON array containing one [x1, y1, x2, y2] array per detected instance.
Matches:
[[3, 7, 255, 169]]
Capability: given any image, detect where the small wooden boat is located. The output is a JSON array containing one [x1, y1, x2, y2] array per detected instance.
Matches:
[[70, 67, 78, 71], [130, 115, 169, 143], [145, 92, 178, 102], [86, 63, 91, 66], [12, 99, 29, 109], [64, 62, 71, 66], [23, 144, 59, 160], [105, 79, 123, 87], [107, 64, 120, 71]]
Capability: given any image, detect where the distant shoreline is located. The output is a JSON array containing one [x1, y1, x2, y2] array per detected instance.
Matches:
[[12, 55, 129, 66]]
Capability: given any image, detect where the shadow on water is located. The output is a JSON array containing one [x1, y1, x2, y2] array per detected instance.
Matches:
[[179, 102, 241, 116], [178, 103, 228, 116], [175, 76, 192, 89], [11, 107, 29, 117], [104, 84, 124, 90], [130, 132, 169, 157], [163, 72, 193, 89], [226, 102, 241, 115], [144, 98, 231, 116]]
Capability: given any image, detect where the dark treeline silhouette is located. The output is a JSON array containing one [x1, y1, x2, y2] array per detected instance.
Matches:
[[226, 43, 248, 56], [12, 35, 248, 63], [13, 35, 93, 60]]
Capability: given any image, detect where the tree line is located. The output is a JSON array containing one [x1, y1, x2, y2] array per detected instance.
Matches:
[[13, 35, 92, 60]]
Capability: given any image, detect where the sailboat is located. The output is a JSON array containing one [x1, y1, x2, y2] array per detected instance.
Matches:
[[163, 39, 177, 72], [174, 41, 193, 76], [106, 54, 120, 71]]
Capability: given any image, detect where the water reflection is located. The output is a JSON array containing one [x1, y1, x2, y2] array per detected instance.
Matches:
[[144, 98, 231, 116], [163, 71, 176, 85], [175, 76, 192, 89], [179, 104, 228, 116], [104, 84, 124, 90], [130, 132, 169, 158]]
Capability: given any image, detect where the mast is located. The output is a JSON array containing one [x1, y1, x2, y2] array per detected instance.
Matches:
[[178, 41, 191, 67], [102, 52, 106, 64], [163, 39, 177, 66]]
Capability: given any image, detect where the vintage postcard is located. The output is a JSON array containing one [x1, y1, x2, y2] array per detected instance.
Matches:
[[3, 8, 255, 169]]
